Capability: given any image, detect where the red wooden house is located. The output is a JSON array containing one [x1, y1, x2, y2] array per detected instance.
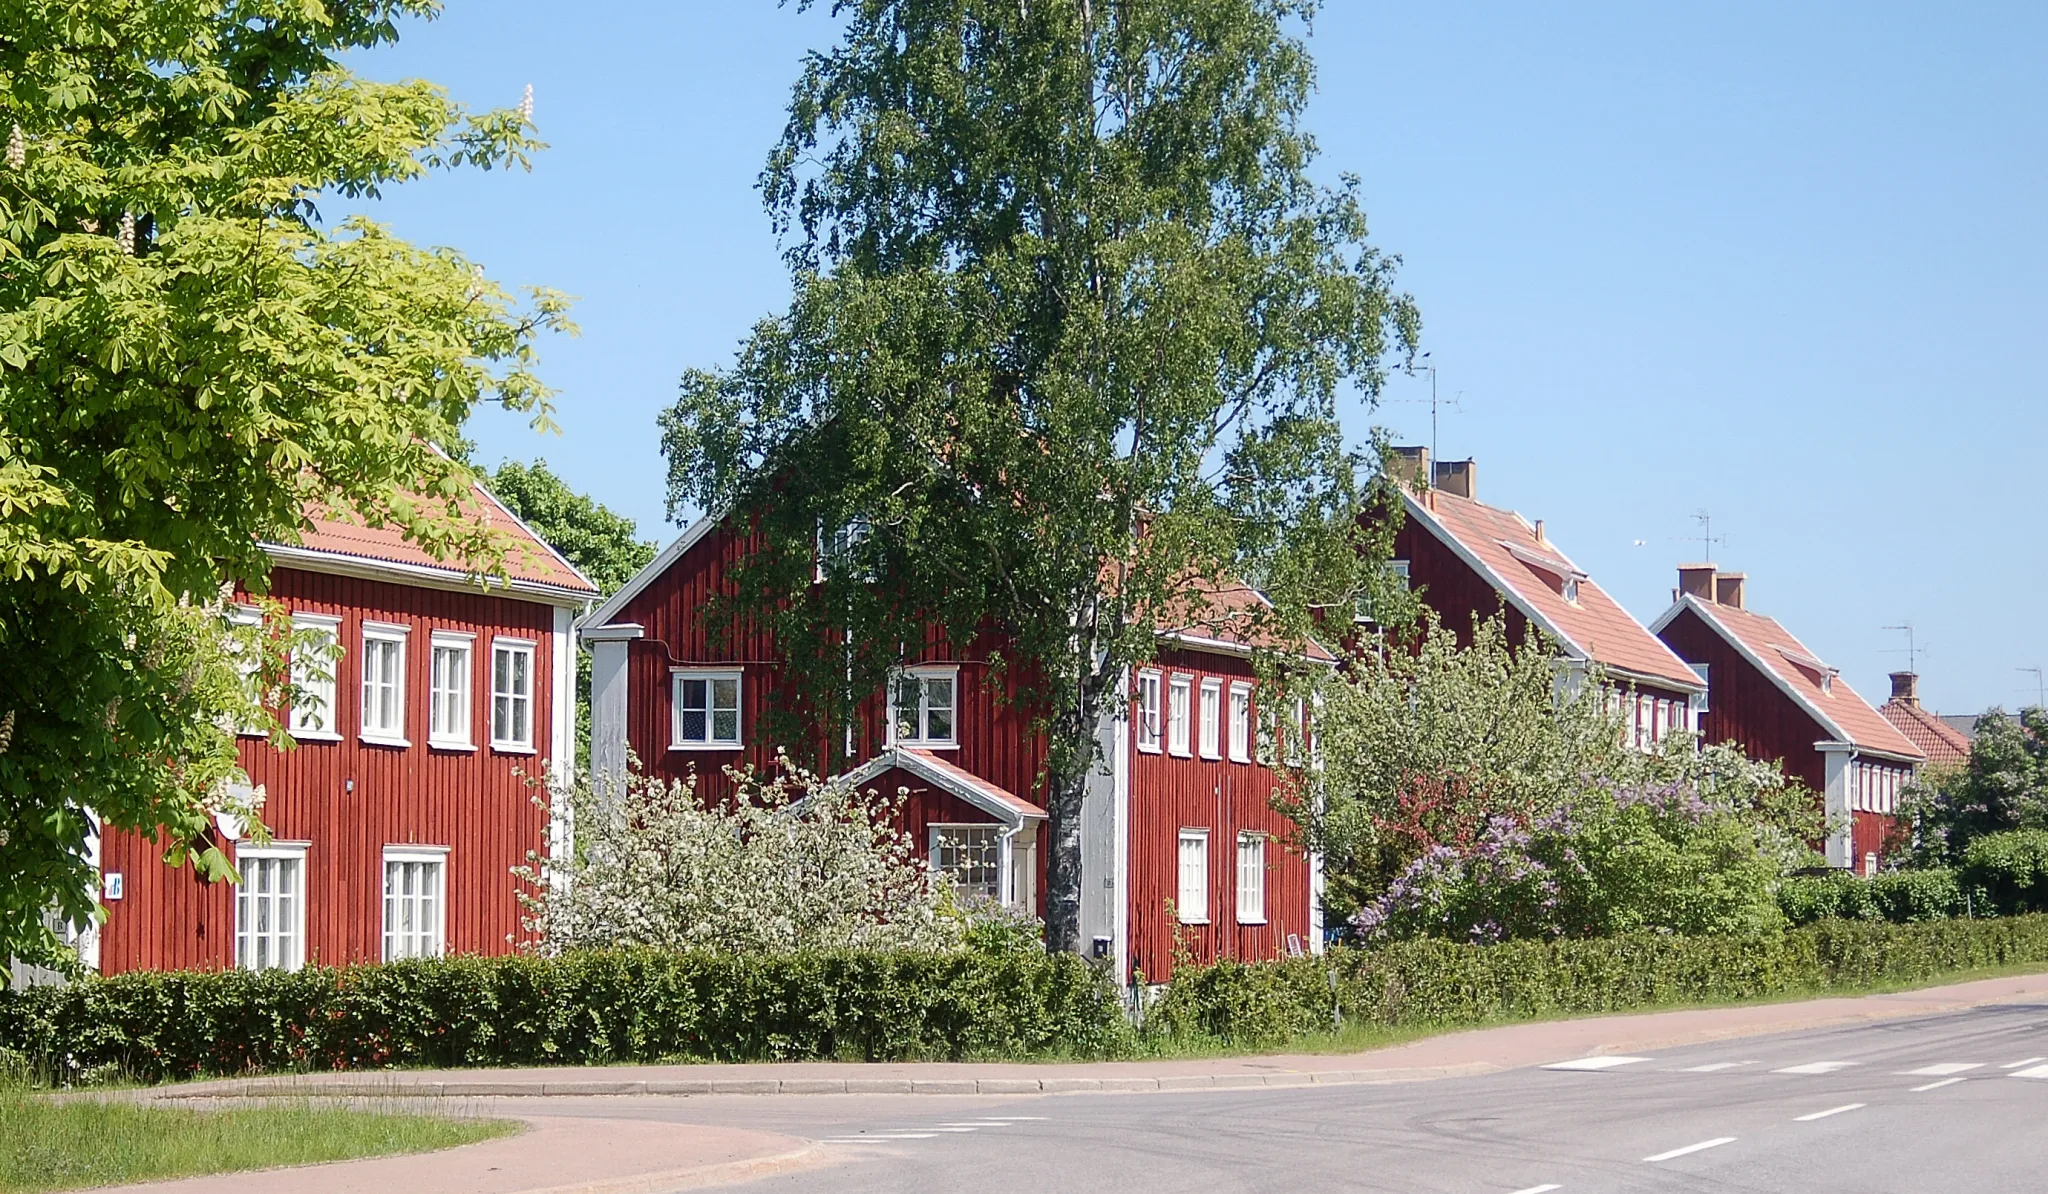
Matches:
[[1878, 672, 1973, 774], [580, 517, 1329, 983], [1650, 565, 1924, 874], [91, 487, 596, 974], [1382, 452, 1707, 738]]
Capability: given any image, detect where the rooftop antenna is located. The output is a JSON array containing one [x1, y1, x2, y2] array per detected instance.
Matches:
[[1882, 623, 1922, 674], [1685, 510, 1728, 563], [1395, 352, 1463, 478], [2021, 666, 2046, 708]]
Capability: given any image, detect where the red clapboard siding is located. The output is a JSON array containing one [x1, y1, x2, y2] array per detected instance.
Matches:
[[1394, 517, 1532, 646], [97, 566, 562, 974], [1125, 648, 1312, 983], [1656, 605, 1829, 792]]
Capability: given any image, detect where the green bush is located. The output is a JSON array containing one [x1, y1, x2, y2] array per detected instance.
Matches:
[[1961, 831, 2048, 916], [0, 949, 1131, 1085], [1778, 870, 1964, 926], [1150, 915, 2048, 1048]]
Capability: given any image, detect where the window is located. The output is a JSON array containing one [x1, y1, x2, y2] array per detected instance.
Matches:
[[1135, 670, 1162, 753], [359, 622, 408, 743], [236, 844, 306, 971], [428, 632, 474, 748], [891, 667, 957, 746], [491, 639, 536, 751], [1167, 675, 1192, 757], [227, 606, 265, 736], [929, 824, 1001, 902], [1177, 830, 1210, 924], [1560, 575, 1580, 603], [1228, 682, 1252, 763], [382, 849, 446, 960], [1237, 833, 1266, 924], [671, 669, 741, 748], [1690, 663, 1711, 713], [288, 614, 340, 739], [1199, 679, 1222, 760]]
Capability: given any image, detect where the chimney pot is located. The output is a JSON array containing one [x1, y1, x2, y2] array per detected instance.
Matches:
[[1890, 671, 1920, 707], [1432, 458, 1476, 500], [1534, 518, 1545, 542], [1676, 564, 1716, 602], [1713, 572, 1746, 610]]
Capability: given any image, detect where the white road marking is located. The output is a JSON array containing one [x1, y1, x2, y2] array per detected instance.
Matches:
[[2009, 1064, 2048, 1080], [985, 1115, 1048, 1120], [924, 1127, 981, 1132], [1681, 1062, 1752, 1072], [1913, 1077, 1969, 1092], [1794, 1103, 1866, 1121], [827, 1133, 937, 1141], [1644, 1137, 1736, 1163], [2003, 1057, 2047, 1070], [1545, 1055, 1652, 1071], [1507, 1185, 1563, 1194], [1773, 1061, 1857, 1075], [1903, 1063, 1983, 1076]]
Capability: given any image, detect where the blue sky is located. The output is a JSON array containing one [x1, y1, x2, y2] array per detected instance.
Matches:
[[351, 2, 2046, 717]]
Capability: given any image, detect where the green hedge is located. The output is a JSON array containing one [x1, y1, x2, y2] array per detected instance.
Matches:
[[1778, 869, 1965, 925], [1961, 831, 2048, 915], [0, 949, 1130, 1085], [1149, 915, 2048, 1048]]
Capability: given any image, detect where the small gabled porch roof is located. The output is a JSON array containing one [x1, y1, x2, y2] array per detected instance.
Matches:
[[836, 748, 1046, 830]]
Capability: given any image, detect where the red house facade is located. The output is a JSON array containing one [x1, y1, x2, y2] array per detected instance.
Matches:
[[581, 516, 1326, 984], [92, 489, 596, 974], [1384, 453, 1707, 737], [1650, 565, 1924, 874]]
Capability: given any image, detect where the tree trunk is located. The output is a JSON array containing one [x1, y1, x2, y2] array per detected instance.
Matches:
[[1042, 712, 1093, 955]]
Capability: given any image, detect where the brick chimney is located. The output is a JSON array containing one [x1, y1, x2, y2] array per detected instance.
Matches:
[[1713, 572, 1746, 610], [1890, 671, 1920, 707], [1387, 445, 1429, 490], [1676, 564, 1716, 602], [1432, 458, 1476, 500]]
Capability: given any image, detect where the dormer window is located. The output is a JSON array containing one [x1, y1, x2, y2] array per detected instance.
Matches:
[[1498, 539, 1585, 603], [891, 666, 958, 747], [1560, 575, 1580, 603]]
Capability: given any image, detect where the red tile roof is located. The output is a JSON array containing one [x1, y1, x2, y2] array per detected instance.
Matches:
[[274, 483, 597, 598], [1406, 489, 1704, 692], [1156, 578, 1338, 664], [1680, 597, 1925, 760], [1881, 699, 1972, 769]]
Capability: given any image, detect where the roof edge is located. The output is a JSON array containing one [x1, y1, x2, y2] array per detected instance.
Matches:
[[261, 543, 595, 606]]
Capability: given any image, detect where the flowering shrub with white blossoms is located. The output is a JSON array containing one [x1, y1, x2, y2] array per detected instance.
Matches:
[[515, 759, 1014, 954]]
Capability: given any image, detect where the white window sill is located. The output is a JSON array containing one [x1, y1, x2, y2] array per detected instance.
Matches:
[[1229, 754, 1251, 765], [429, 739, 477, 753], [1237, 917, 1268, 926], [361, 734, 411, 749], [290, 729, 343, 743], [1177, 917, 1211, 926], [1136, 743, 1162, 755], [492, 741, 538, 755], [1199, 752, 1222, 762], [1168, 747, 1191, 759], [670, 741, 743, 752]]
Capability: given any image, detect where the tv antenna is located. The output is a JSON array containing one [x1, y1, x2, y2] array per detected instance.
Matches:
[[1685, 510, 1728, 563], [1882, 623, 1922, 674], [1395, 352, 1463, 473], [2020, 666, 2045, 708]]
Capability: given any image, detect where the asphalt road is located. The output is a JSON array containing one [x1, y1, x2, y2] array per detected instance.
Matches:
[[514, 1000, 2048, 1193]]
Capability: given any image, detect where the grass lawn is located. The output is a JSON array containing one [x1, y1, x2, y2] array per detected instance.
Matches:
[[0, 1093, 517, 1194]]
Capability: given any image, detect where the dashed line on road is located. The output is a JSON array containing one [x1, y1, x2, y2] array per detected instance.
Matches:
[[2003, 1057, 2047, 1070], [822, 1134, 938, 1143], [1794, 1103, 1865, 1122], [2009, 1065, 2048, 1080], [1773, 1062, 1857, 1075], [1506, 1185, 1562, 1193], [1545, 1056, 1651, 1071], [1903, 1063, 1982, 1076], [1913, 1077, 1968, 1092], [1679, 1061, 1752, 1072], [1644, 1137, 1736, 1163]]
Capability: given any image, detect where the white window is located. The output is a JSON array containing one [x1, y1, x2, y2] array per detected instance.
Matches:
[[236, 844, 307, 972], [382, 848, 447, 960], [227, 606, 265, 736], [1199, 679, 1222, 760], [1237, 832, 1267, 924], [1177, 829, 1210, 924], [1167, 675, 1192, 757], [1135, 670, 1162, 753], [491, 638, 536, 751], [359, 622, 409, 743], [428, 632, 474, 748], [929, 824, 1001, 902], [1228, 682, 1252, 763], [288, 614, 341, 739], [671, 669, 742, 749], [891, 666, 958, 746]]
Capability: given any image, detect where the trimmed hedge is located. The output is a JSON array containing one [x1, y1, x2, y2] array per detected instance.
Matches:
[[1149, 915, 2048, 1048], [1778, 869, 1965, 926], [0, 949, 1130, 1085]]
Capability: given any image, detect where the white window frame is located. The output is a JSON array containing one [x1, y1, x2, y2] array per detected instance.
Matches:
[[1135, 669, 1163, 753], [227, 605, 266, 737], [382, 846, 449, 961], [1236, 832, 1267, 924], [1199, 678, 1223, 760], [928, 823, 1002, 903], [235, 842, 308, 972], [287, 613, 342, 741], [1167, 675, 1193, 757], [428, 631, 475, 750], [491, 637, 537, 753], [1228, 682, 1252, 764], [358, 621, 410, 746], [1177, 829, 1210, 924], [671, 667, 744, 750], [889, 665, 959, 748]]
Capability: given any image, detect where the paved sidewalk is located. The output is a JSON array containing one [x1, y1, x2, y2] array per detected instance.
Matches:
[[152, 970, 2048, 1100]]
